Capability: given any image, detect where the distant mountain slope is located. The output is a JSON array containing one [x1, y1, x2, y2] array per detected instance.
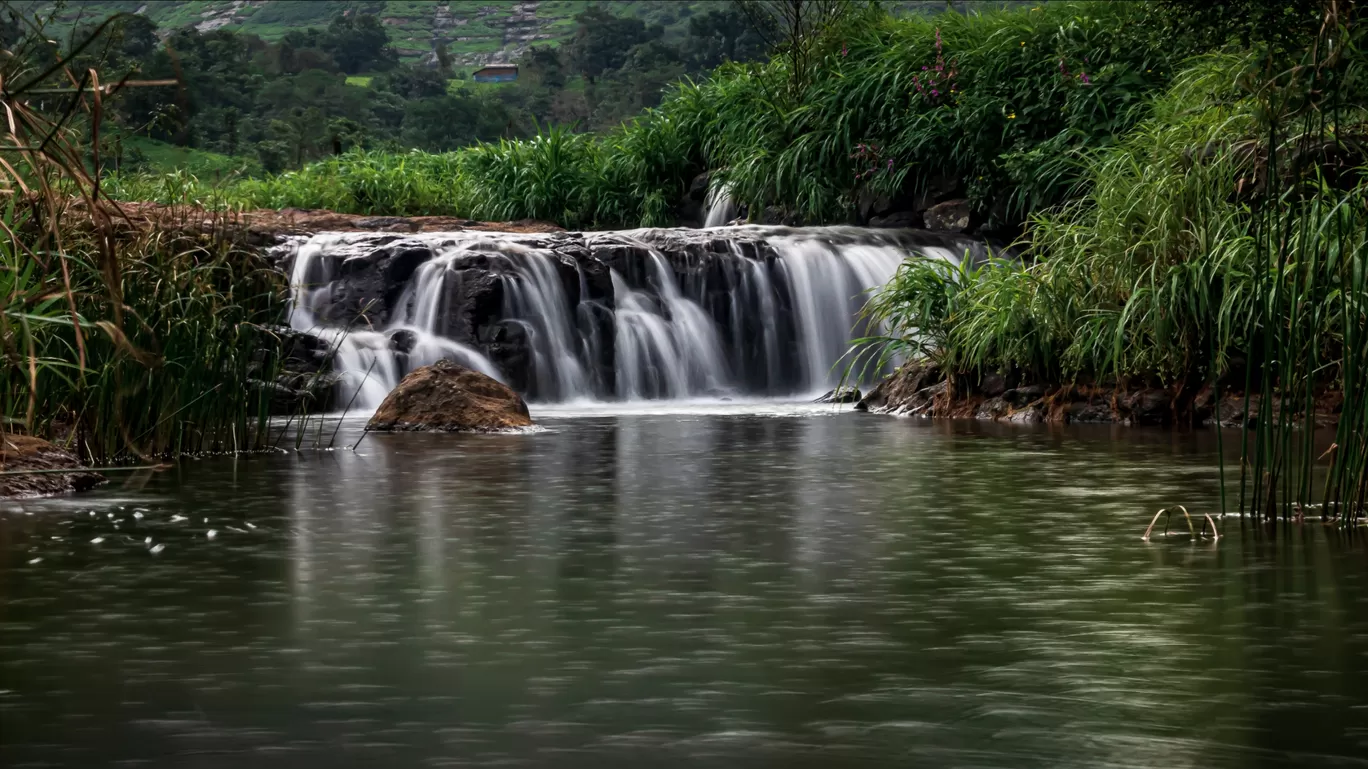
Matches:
[[15, 1, 1035, 66], [16, 1, 731, 66]]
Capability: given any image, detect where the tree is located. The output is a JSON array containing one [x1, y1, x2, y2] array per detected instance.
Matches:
[[434, 40, 454, 76], [589, 40, 687, 128], [1150, 0, 1328, 57], [519, 45, 565, 89], [684, 5, 773, 70], [321, 14, 395, 74], [401, 91, 511, 151], [565, 5, 663, 83], [735, 0, 858, 98], [375, 64, 449, 100]]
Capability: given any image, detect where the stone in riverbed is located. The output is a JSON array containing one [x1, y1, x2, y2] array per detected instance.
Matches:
[[816, 386, 862, 404], [366, 359, 533, 432], [0, 434, 104, 499]]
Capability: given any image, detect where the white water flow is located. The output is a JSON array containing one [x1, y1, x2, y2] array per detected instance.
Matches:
[[285, 227, 977, 409], [497, 246, 593, 401], [612, 251, 732, 400], [288, 237, 505, 410], [704, 184, 736, 227]]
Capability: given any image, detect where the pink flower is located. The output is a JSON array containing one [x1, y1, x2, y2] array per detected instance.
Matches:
[[931, 89, 939, 96], [1080, 72, 1090, 84]]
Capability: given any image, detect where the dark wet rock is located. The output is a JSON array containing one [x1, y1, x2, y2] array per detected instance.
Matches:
[[353, 217, 421, 232], [274, 325, 335, 371], [260, 371, 342, 413], [924, 199, 972, 232], [0, 435, 104, 499], [979, 372, 1009, 398], [262, 326, 338, 413], [869, 211, 922, 228], [367, 359, 533, 432], [1003, 384, 1046, 407], [1007, 404, 1045, 423], [314, 237, 433, 328], [1120, 388, 1172, 425], [816, 386, 862, 404], [976, 396, 1012, 420], [758, 206, 802, 226], [389, 328, 419, 355], [856, 362, 945, 415], [1066, 399, 1114, 424]]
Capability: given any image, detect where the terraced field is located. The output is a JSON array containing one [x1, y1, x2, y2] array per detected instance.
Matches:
[[18, 1, 729, 65], [18, 1, 1028, 65]]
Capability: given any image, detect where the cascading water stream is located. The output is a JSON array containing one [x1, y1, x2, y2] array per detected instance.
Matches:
[[703, 184, 736, 228], [612, 250, 733, 400], [283, 226, 988, 410]]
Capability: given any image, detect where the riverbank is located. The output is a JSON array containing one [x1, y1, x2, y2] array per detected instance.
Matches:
[[856, 362, 1344, 429], [84, 200, 565, 246]]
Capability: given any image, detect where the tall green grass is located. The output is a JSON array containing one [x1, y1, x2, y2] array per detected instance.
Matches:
[[2, 17, 295, 464]]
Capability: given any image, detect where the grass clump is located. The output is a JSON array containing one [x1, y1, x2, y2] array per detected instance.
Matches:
[[2, 22, 295, 464]]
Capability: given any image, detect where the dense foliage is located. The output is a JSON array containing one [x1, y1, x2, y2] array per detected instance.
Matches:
[[862, 4, 1368, 518], [106, 1, 1201, 232]]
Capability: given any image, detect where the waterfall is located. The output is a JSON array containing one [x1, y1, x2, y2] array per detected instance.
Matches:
[[704, 184, 736, 228], [612, 251, 733, 400], [283, 226, 988, 409]]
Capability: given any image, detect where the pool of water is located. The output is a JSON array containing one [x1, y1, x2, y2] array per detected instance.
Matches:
[[2, 407, 1367, 768]]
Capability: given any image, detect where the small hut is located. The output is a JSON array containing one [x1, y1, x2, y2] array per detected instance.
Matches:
[[472, 65, 518, 83]]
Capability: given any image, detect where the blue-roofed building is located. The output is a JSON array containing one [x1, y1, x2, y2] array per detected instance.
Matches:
[[472, 65, 518, 83]]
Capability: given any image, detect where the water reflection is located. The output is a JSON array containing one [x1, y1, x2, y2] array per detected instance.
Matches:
[[2, 414, 1367, 768]]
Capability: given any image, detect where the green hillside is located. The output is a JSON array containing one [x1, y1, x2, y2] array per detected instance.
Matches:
[[20, 1, 735, 65], [18, 1, 1030, 65]]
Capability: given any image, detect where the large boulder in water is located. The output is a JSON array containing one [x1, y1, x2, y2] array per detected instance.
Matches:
[[366, 359, 533, 432], [0, 435, 104, 499]]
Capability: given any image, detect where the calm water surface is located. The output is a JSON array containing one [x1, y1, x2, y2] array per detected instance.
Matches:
[[2, 405, 1367, 768]]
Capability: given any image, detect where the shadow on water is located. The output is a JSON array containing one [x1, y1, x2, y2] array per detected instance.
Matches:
[[2, 413, 1368, 768]]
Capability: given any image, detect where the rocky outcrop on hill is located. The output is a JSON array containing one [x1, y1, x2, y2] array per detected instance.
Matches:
[[367, 359, 534, 432]]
